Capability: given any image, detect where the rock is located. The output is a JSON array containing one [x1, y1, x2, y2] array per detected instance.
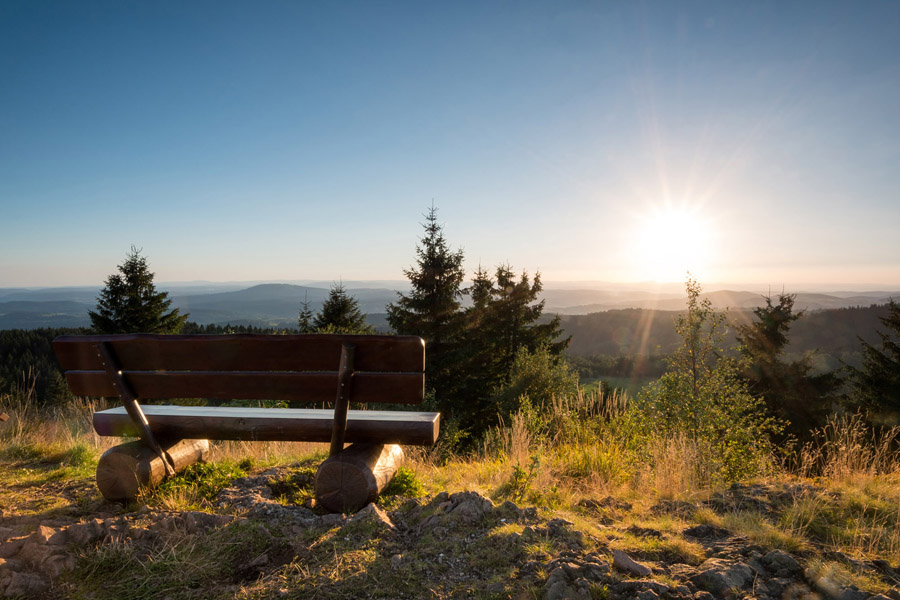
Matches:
[[181, 511, 234, 534], [0, 528, 14, 542], [319, 513, 344, 527], [691, 559, 754, 595], [762, 549, 801, 576], [0, 538, 26, 560], [346, 503, 395, 531], [16, 541, 54, 566], [390, 554, 402, 569], [838, 588, 870, 600], [611, 580, 671, 596], [67, 519, 104, 546], [3, 571, 49, 597], [29, 525, 56, 545], [42, 554, 77, 578], [613, 549, 652, 577], [449, 492, 493, 521], [683, 524, 731, 539], [887, 589, 900, 600]]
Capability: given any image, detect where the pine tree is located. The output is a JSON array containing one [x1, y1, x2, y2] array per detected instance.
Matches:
[[386, 205, 466, 403], [848, 299, 900, 418], [456, 264, 569, 434], [89, 247, 188, 334], [736, 293, 839, 438], [313, 283, 373, 334], [298, 292, 315, 333]]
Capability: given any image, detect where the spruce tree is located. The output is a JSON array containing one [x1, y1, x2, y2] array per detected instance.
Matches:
[[298, 292, 315, 333], [736, 293, 839, 438], [313, 283, 373, 334], [386, 205, 466, 405], [848, 299, 900, 418], [457, 264, 569, 434], [89, 247, 188, 334]]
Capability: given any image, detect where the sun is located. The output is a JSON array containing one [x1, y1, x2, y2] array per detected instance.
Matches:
[[632, 205, 712, 282]]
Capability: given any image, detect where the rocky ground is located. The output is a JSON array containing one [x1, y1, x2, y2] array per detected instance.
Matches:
[[2, 466, 899, 599]]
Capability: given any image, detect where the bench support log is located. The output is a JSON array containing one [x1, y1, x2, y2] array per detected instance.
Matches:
[[315, 443, 403, 513], [96, 438, 209, 502]]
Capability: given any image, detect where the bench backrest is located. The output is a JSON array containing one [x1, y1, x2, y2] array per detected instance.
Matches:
[[53, 334, 425, 405]]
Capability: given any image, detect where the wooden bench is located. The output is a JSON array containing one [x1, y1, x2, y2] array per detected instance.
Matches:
[[53, 333, 438, 511]]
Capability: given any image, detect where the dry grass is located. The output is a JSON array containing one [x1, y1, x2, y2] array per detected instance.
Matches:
[[4, 373, 900, 571]]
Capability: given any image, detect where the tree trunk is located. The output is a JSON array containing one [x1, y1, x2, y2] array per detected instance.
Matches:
[[96, 438, 209, 501], [315, 443, 403, 513]]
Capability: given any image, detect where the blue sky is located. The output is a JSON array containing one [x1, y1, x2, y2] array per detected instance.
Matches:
[[2, 1, 899, 288]]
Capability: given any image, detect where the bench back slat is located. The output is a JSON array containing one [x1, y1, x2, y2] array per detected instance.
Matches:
[[53, 334, 425, 404], [65, 371, 424, 403], [53, 334, 424, 373]]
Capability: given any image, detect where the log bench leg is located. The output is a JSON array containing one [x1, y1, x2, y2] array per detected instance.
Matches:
[[315, 443, 403, 513], [96, 438, 210, 502]]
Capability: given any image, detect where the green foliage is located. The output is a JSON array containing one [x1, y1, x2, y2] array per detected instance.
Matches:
[[847, 299, 900, 421], [387, 205, 466, 406], [154, 460, 251, 503], [297, 294, 315, 333], [0, 327, 81, 405], [89, 247, 188, 334], [455, 265, 570, 436], [382, 466, 425, 497], [312, 282, 374, 334], [489, 344, 579, 424], [635, 277, 780, 481], [737, 293, 842, 438]]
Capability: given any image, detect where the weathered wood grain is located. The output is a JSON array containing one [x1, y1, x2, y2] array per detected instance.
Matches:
[[315, 443, 403, 513], [96, 438, 209, 501], [93, 406, 441, 445]]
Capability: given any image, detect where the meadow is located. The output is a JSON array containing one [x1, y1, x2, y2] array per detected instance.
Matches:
[[2, 375, 899, 599]]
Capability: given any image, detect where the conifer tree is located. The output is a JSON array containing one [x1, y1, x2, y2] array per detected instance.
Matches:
[[89, 247, 187, 334], [736, 293, 839, 438], [386, 205, 466, 403], [298, 293, 315, 333], [456, 264, 569, 434], [313, 283, 373, 334], [848, 299, 900, 418]]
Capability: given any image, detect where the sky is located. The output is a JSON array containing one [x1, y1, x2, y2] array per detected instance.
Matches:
[[2, 1, 899, 290]]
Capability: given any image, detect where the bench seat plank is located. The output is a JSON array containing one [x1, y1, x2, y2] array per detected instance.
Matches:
[[65, 371, 424, 404], [94, 405, 440, 446]]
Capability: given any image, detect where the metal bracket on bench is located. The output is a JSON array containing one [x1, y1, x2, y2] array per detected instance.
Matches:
[[328, 342, 355, 457], [94, 342, 176, 477]]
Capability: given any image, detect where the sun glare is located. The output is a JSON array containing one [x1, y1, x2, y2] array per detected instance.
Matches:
[[632, 205, 712, 282]]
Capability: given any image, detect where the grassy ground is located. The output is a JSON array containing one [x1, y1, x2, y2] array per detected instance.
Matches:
[[2, 386, 900, 599]]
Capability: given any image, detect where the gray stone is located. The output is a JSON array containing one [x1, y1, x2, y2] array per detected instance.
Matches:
[[612, 549, 652, 577], [691, 559, 754, 595], [16, 541, 54, 566], [0, 538, 25, 560], [3, 571, 49, 597], [838, 587, 870, 600], [762, 549, 801, 575], [42, 553, 77, 578], [449, 492, 493, 521], [346, 503, 395, 531], [320, 513, 345, 527], [612, 580, 671, 597], [390, 554, 402, 569], [66, 519, 104, 546], [543, 579, 571, 600]]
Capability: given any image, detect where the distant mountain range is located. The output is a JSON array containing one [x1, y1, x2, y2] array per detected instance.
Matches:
[[0, 282, 896, 330]]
